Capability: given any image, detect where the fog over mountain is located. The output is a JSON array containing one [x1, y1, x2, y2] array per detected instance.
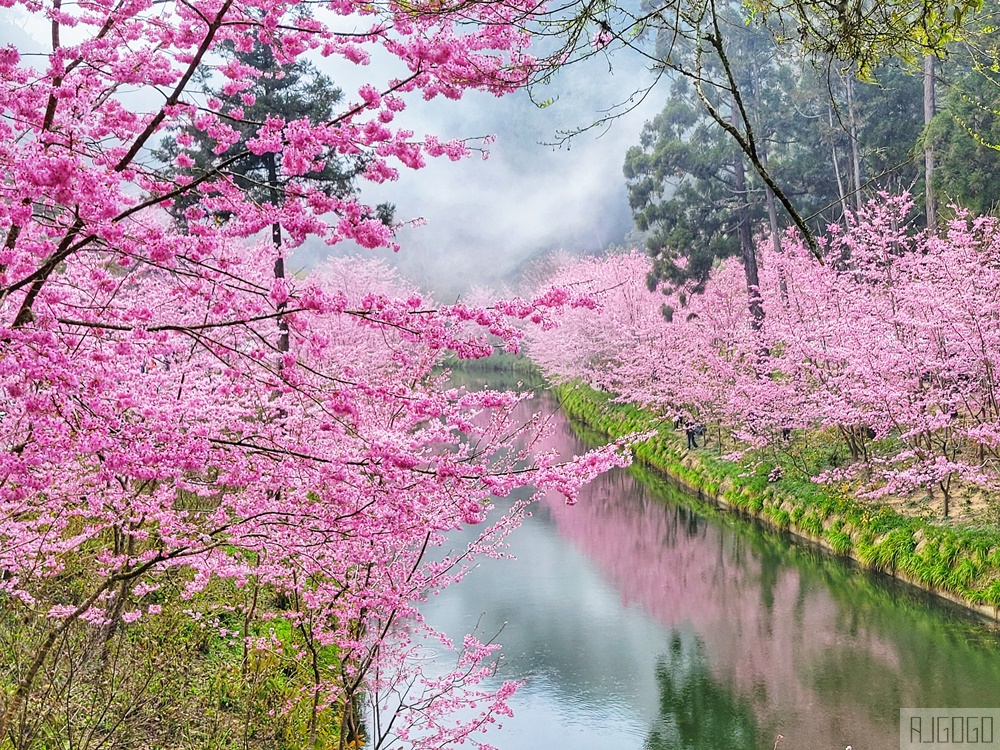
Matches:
[[303, 45, 661, 300]]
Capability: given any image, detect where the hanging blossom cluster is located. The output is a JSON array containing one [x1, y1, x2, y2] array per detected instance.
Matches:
[[0, 1, 631, 747], [527, 196, 1000, 516]]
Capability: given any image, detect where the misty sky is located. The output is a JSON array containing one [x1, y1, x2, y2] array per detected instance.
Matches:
[[300, 21, 666, 302], [309, 39, 662, 300]]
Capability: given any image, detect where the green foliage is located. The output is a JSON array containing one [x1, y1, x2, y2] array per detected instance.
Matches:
[[826, 529, 855, 556], [851, 64, 926, 193], [0, 578, 345, 749], [624, 79, 746, 289], [748, 0, 984, 73], [627, 47, 926, 291], [930, 43, 1000, 214], [868, 528, 917, 572], [765, 505, 792, 529], [799, 512, 824, 537], [443, 352, 544, 378], [746, 493, 765, 513]]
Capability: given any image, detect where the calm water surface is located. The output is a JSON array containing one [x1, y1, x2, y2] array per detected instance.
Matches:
[[417, 387, 1000, 750]]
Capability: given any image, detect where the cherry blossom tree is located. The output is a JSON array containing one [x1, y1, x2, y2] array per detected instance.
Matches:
[[529, 196, 1000, 518], [0, 0, 630, 746]]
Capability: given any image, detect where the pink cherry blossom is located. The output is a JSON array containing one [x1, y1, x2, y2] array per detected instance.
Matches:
[[528, 196, 1000, 518], [0, 1, 623, 744]]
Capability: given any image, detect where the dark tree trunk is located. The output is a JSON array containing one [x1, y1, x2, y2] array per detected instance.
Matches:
[[924, 54, 937, 230], [265, 153, 289, 354], [732, 96, 764, 331]]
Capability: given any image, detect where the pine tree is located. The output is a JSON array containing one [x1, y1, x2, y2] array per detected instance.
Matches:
[[159, 42, 388, 225], [626, 44, 925, 294], [158, 41, 393, 351]]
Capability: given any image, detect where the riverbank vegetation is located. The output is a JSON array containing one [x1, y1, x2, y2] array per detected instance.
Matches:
[[527, 200, 1000, 616], [0, 576, 348, 749], [557, 380, 1000, 614]]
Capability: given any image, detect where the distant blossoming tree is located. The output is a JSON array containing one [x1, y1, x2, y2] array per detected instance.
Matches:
[[528, 196, 1000, 519]]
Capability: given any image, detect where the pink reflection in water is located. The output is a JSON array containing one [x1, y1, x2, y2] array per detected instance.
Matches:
[[532, 400, 921, 749]]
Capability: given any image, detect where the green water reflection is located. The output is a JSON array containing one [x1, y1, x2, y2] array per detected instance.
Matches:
[[646, 635, 762, 750]]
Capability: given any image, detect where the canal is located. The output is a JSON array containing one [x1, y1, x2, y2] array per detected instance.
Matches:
[[416, 386, 1000, 749]]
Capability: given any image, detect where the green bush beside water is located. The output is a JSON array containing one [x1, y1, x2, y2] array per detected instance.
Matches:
[[552, 381, 1000, 614]]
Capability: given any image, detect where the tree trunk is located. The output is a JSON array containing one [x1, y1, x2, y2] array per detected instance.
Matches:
[[828, 103, 850, 225], [732, 95, 764, 331], [845, 74, 863, 213], [748, 56, 781, 257], [265, 153, 289, 354], [756, 130, 788, 301], [750, 65, 787, 302], [691, 15, 821, 259], [924, 53, 937, 230], [764, 170, 781, 255]]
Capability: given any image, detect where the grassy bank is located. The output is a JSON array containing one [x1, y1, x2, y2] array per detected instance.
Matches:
[[0, 575, 349, 750], [553, 381, 1000, 619]]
